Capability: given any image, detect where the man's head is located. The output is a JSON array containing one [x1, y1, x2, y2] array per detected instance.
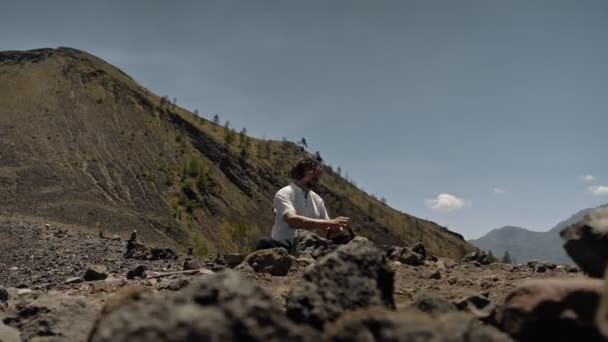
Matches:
[[290, 156, 322, 189]]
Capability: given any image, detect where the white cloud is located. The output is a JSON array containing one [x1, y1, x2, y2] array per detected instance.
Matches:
[[581, 174, 596, 182], [493, 187, 505, 195], [589, 185, 608, 196], [425, 193, 469, 211]]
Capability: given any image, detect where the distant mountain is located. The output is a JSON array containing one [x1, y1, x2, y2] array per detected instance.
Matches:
[[469, 204, 608, 264]]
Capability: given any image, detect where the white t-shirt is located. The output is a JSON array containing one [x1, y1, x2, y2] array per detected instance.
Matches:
[[271, 183, 329, 243]]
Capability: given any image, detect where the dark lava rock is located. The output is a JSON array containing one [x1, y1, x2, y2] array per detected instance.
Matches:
[[387, 247, 424, 266], [454, 294, 497, 324], [567, 265, 580, 273], [89, 271, 321, 342], [126, 265, 147, 279], [150, 247, 178, 261], [236, 248, 293, 276], [411, 242, 427, 258], [124, 240, 150, 260], [222, 253, 246, 267], [561, 208, 608, 278], [124, 238, 177, 261], [429, 270, 442, 279], [413, 291, 457, 315], [501, 278, 604, 342], [326, 307, 513, 342], [182, 258, 204, 271], [165, 278, 190, 292], [463, 251, 492, 265], [83, 265, 108, 281], [346, 236, 375, 249], [286, 242, 395, 330], [293, 230, 335, 259], [0, 287, 8, 303], [4, 293, 98, 342], [527, 260, 553, 272]]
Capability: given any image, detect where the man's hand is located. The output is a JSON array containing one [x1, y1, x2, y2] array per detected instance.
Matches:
[[329, 216, 351, 229], [325, 216, 351, 239]]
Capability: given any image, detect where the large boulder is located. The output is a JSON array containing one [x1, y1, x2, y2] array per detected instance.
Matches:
[[561, 208, 608, 278], [236, 248, 293, 276], [500, 278, 604, 341], [285, 242, 395, 330], [326, 307, 513, 341], [89, 271, 320, 342]]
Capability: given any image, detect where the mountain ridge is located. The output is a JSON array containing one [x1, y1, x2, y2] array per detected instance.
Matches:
[[470, 203, 608, 264]]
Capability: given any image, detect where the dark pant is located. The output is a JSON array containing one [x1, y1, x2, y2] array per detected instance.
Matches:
[[256, 236, 292, 251]]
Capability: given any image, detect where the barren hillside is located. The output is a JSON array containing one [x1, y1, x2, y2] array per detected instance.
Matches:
[[0, 47, 474, 259]]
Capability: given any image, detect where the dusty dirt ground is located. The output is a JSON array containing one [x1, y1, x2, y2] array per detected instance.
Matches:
[[0, 222, 584, 341]]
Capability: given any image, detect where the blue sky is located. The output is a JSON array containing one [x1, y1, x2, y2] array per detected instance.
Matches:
[[3, 0, 607, 238]]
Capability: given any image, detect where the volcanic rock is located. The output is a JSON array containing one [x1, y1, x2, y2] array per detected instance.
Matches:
[[326, 307, 513, 341], [0, 287, 8, 303], [293, 230, 335, 259], [454, 293, 497, 324], [413, 291, 457, 315], [387, 247, 424, 266], [83, 265, 108, 281], [501, 277, 604, 341], [561, 208, 608, 278], [126, 265, 147, 279], [463, 251, 492, 265], [89, 271, 320, 342], [3, 293, 98, 342], [236, 248, 293, 276], [286, 242, 395, 329]]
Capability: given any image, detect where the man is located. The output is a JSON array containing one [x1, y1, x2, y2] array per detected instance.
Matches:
[[256, 156, 353, 251]]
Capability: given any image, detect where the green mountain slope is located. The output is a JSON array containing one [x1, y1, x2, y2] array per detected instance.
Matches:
[[0, 47, 475, 259]]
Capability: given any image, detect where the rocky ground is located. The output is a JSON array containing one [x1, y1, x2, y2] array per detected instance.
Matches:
[[1, 215, 607, 341]]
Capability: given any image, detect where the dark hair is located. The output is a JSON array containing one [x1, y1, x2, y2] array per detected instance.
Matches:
[[290, 156, 321, 180]]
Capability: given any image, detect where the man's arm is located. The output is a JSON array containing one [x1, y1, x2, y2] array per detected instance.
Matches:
[[274, 188, 350, 233], [284, 212, 350, 232]]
